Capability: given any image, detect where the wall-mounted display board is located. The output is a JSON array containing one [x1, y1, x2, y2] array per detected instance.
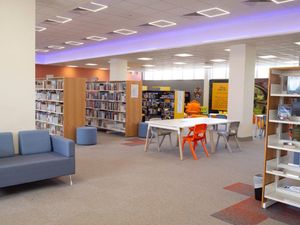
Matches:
[[209, 79, 269, 114], [209, 79, 228, 113]]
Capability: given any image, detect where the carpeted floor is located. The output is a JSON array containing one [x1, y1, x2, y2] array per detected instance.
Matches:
[[0, 132, 297, 225]]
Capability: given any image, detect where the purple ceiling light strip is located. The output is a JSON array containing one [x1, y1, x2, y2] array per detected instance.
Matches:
[[36, 5, 300, 64]]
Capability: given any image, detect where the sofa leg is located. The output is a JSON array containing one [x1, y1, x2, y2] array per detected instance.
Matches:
[[69, 175, 73, 186]]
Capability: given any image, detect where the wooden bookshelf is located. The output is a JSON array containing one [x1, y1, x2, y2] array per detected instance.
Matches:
[[85, 80, 142, 137], [262, 67, 300, 209], [35, 78, 86, 140]]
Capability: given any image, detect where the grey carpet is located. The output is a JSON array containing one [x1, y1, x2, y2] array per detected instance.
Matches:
[[0, 132, 288, 225]]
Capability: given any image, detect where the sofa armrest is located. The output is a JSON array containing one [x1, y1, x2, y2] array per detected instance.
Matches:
[[51, 136, 75, 157]]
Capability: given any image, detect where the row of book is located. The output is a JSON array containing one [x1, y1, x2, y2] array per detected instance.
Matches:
[[86, 101, 126, 112], [36, 91, 64, 102], [36, 80, 64, 89], [36, 102, 63, 113], [86, 92, 126, 102], [86, 118, 125, 131], [86, 82, 126, 91], [36, 121, 64, 136], [86, 109, 126, 122], [36, 112, 64, 125]]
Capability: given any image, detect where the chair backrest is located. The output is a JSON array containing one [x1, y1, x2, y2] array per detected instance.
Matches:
[[229, 122, 240, 135], [193, 124, 207, 139], [216, 114, 227, 119]]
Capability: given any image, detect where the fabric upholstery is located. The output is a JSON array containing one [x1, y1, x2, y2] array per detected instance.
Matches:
[[0, 152, 75, 188], [76, 127, 97, 145], [19, 130, 51, 155], [51, 135, 75, 157], [0, 132, 14, 158]]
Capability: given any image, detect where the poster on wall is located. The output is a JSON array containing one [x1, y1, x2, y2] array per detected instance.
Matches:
[[209, 80, 228, 113], [131, 84, 139, 98], [254, 79, 268, 115]]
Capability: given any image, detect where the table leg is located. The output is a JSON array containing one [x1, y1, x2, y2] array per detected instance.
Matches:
[[208, 128, 216, 153], [177, 128, 183, 160], [144, 125, 151, 152]]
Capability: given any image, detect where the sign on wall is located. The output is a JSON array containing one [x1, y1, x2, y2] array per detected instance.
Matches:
[[209, 79, 228, 113]]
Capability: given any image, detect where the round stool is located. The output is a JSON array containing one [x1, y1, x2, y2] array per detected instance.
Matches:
[[76, 127, 97, 145]]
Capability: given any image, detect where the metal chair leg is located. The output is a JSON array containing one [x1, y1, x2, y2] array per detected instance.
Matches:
[[234, 136, 241, 151], [69, 175, 73, 186], [156, 134, 160, 152], [223, 135, 232, 153], [168, 134, 172, 146], [216, 135, 220, 150]]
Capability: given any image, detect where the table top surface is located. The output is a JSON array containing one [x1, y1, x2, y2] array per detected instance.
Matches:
[[146, 118, 231, 129]]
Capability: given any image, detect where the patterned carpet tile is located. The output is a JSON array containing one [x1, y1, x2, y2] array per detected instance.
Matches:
[[224, 182, 254, 197], [212, 183, 300, 225], [211, 197, 268, 225]]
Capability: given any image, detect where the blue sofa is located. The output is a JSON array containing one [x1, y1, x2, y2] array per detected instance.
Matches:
[[0, 130, 75, 188]]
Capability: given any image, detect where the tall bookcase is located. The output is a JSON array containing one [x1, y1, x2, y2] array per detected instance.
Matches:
[[85, 80, 142, 137], [35, 78, 86, 140], [262, 67, 300, 209]]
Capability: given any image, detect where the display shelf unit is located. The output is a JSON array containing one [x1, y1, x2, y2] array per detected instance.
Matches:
[[35, 78, 86, 140], [85, 80, 142, 137], [142, 90, 175, 121], [262, 67, 300, 209]]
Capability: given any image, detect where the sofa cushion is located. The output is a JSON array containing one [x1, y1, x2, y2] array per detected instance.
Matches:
[[19, 130, 52, 155], [0, 132, 14, 158], [0, 152, 75, 188]]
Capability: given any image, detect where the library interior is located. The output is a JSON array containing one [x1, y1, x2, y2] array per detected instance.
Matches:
[[2, 0, 300, 224]]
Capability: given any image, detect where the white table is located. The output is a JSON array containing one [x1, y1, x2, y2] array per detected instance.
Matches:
[[144, 118, 231, 160]]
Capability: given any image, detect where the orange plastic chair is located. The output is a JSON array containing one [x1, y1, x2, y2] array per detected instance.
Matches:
[[182, 124, 209, 160]]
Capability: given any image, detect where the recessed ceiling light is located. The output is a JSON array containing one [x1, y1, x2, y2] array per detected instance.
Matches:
[[203, 65, 213, 68], [148, 20, 177, 28], [173, 62, 186, 65], [67, 65, 78, 67], [294, 42, 300, 46], [36, 26, 47, 32], [65, 41, 84, 46], [143, 64, 155, 67], [283, 61, 298, 64], [197, 7, 230, 18], [85, 63, 98, 66], [258, 55, 277, 59], [47, 16, 72, 24], [210, 59, 227, 62], [35, 49, 49, 53], [100, 67, 109, 70], [78, 2, 108, 12], [113, 29, 137, 35], [224, 48, 231, 52], [174, 53, 193, 57], [271, 0, 294, 4], [48, 45, 65, 50], [138, 57, 153, 61], [86, 36, 107, 41]]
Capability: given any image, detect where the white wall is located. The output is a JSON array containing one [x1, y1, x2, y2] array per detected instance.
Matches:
[[0, 0, 35, 142]]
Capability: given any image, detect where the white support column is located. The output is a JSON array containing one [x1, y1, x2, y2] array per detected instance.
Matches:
[[109, 59, 128, 81], [0, 0, 35, 142], [203, 66, 212, 108], [228, 44, 256, 139]]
